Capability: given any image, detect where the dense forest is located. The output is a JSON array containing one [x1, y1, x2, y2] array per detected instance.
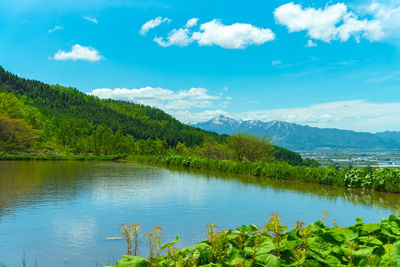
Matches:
[[0, 66, 317, 166]]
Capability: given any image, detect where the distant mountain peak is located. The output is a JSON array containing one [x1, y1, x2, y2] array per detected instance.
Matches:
[[209, 115, 242, 125], [192, 116, 400, 151]]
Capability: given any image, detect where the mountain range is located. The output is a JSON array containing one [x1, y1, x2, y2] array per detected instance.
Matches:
[[192, 115, 400, 151]]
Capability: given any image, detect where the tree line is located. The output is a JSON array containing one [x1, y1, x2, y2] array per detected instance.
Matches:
[[0, 66, 318, 166]]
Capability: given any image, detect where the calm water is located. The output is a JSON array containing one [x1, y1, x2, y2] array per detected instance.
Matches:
[[1, 161, 400, 266]]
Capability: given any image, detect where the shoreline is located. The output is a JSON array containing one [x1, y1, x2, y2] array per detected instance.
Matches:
[[3, 153, 400, 194], [0, 154, 127, 161], [127, 154, 400, 194]]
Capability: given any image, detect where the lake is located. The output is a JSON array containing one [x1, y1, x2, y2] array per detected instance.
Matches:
[[0, 161, 399, 266]]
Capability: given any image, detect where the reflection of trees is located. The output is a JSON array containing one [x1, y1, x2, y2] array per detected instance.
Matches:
[[0, 161, 85, 216], [1, 161, 399, 218], [172, 167, 400, 212], [0, 161, 164, 216], [0, 161, 112, 216]]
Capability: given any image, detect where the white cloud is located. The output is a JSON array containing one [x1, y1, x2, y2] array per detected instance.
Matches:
[[83, 16, 98, 24], [274, 2, 383, 43], [153, 28, 193, 47], [139, 16, 171, 36], [192, 19, 275, 49], [52, 44, 102, 62], [148, 18, 275, 49], [185, 18, 198, 28], [89, 87, 219, 110], [364, 1, 400, 41], [88, 86, 232, 123], [87, 84, 400, 131], [152, 18, 199, 47], [236, 100, 400, 132], [48, 25, 64, 33], [306, 40, 317, 47]]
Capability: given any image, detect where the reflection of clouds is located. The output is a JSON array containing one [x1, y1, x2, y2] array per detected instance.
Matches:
[[52, 217, 96, 250], [89, 171, 208, 208]]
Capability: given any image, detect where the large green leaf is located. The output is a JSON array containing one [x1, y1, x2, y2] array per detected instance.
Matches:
[[356, 235, 383, 246], [330, 228, 358, 243], [225, 247, 246, 266], [361, 223, 381, 234], [255, 254, 281, 266], [236, 224, 259, 234], [194, 242, 212, 264], [391, 241, 400, 266], [115, 255, 150, 267]]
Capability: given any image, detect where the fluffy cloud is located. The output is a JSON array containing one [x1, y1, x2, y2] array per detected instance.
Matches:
[[192, 19, 275, 49], [147, 18, 275, 49], [364, 1, 400, 41], [185, 18, 198, 28], [274, 2, 383, 43], [83, 16, 98, 24], [89, 87, 220, 110], [88, 86, 232, 123], [153, 28, 193, 47], [139, 16, 171, 36], [236, 100, 400, 132], [52, 44, 102, 61], [86, 84, 400, 131]]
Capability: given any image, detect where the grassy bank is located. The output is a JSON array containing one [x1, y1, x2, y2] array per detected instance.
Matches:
[[109, 214, 400, 266], [129, 154, 400, 193]]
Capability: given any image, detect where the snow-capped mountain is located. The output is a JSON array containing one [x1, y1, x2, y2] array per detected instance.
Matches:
[[192, 115, 400, 151]]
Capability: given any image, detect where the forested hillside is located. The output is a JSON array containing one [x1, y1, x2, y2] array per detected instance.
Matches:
[[0, 66, 312, 166], [0, 66, 223, 147]]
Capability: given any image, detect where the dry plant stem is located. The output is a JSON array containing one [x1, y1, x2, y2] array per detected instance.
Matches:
[[120, 224, 133, 255], [120, 223, 142, 256]]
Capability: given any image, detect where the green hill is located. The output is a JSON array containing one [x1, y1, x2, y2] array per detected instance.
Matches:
[[0, 66, 223, 147], [0, 66, 311, 166]]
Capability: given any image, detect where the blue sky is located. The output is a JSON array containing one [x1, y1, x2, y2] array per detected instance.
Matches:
[[1, 0, 400, 132]]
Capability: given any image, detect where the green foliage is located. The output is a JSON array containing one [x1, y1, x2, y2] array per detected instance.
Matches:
[[273, 146, 304, 166], [344, 167, 400, 193], [196, 138, 230, 160], [228, 132, 274, 162], [0, 65, 223, 153], [0, 92, 43, 129], [110, 214, 400, 266], [0, 113, 40, 157], [0, 66, 308, 167]]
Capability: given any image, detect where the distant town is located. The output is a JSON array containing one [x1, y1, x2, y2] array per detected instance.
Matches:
[[299, 150, 400, 168]]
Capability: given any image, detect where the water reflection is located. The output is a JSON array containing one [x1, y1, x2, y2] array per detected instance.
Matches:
[[157, 167, 400, 213], [0, 161, 399, 267]]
